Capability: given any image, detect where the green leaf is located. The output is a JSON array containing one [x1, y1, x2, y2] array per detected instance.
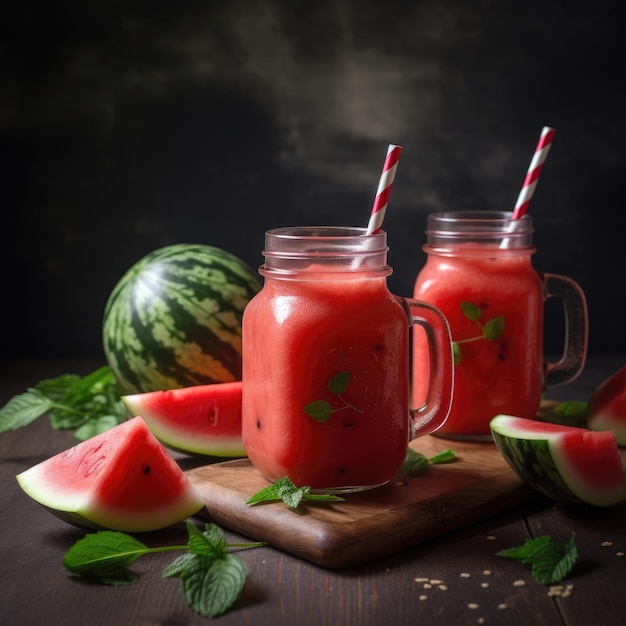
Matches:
[[328, 371, 350, 395], [73, 414, 123, 441], [530, 540, 578, 585], [399, 448, 457, 476], [0, 389, 54, 432], [62, 531, 151, 584], [484, 315, 504, 341], [162, 553, 196, 578], [246, 483, 280, 506], [553, 401, 588, 423], [34, 374, 80, 402], [187, 522, 227, 559], [303, 400, 333, 422], [460, 301, 483, 321], [247, 476, 344, 509], [400, 449, 431, 475], [453, 343, 462, 366], [497, 533, 577, 585], [429, 449, 456, 464], [168, 553, 248, 618], [497, 535, 551, 563], [63, 523, 263, 618]]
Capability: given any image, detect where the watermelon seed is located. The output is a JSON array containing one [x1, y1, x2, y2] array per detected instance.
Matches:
[[143, 464, 150, 475], [256, 420, 261, 429]]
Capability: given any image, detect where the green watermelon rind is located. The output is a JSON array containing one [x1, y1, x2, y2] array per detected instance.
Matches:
[[490, 414, 626, 507], [103, 244, 261, 394], [15, 417, 205, 532], [133, 414, 246, 457]]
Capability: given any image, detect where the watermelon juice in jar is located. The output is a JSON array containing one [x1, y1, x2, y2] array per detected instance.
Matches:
[[412, 211, 589, 439], [242, 226, 454, 492]]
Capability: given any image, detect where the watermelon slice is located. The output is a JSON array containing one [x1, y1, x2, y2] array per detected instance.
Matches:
[[16, 417, 204, 531], [121, 381, 245, 457], [586, 365, 626, 446], [490, 414, 626, 507]]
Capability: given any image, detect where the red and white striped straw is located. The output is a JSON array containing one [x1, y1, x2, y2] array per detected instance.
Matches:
[[366, 144, 402, 235], [512, 126, 556, 219]]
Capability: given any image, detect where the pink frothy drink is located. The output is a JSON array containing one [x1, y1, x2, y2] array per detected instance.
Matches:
[[412, 211, 588, 439], [242, 226, 454, 492]]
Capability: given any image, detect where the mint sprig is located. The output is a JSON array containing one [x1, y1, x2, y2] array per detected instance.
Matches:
[[63, 522, 265, 618], [304, 371, 363, 423], [399, 447, 457, 476], [453, 302, 504, 366], [247, 476, 345, 509], [0, 366, 127, 440], [496, 533, 577, 585]]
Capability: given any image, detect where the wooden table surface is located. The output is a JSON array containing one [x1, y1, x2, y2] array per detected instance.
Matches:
[[2, 356, 625, 626]]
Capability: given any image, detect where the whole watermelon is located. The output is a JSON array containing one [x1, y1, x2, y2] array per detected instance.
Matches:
[[103, 244, 261, 393]]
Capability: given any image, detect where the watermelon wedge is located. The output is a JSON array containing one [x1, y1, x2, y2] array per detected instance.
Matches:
[[121, 381, 245, 457], [16, 417, 204, 531], [586, 365, 626, 446], [490, 414, 626, 507]]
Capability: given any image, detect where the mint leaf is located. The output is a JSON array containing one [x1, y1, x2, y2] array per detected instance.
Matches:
[[62, 531, 155, 584], [0, 366, 128, 440], [0, 389, 54, 432], [497, 533, 577, 585], [74, 415, 121, 440], [553, 401, 587, 418], [186, 521, 227, 559], [303, 400, 333, 422], [247, 476, 344, 509], [328, 371, 350, 395], [34, 374, 80, 402], [64, 523, 263, 617], [429, 449, 456, 464], [484, 315, 504, 341], [400, 448, 457, 476], [167, 553, 248, 618], [496, 535, 551, 564], [163, 522, 249, 618], [460, 301, 483, 321], [400, 449, 431, 475], [530, 537, 578, 585], [453, 343, 463, 366]]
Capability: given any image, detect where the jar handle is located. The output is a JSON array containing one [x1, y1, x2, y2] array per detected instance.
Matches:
[[543, 273, 589, 388], [399, 297, 454, 439]]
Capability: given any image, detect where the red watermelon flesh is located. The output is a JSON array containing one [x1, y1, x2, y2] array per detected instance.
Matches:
[[490, 414, 626, 507], [121, 381, 245, 457], [16, 416, 203, 531], [586, 365, 626, 446]]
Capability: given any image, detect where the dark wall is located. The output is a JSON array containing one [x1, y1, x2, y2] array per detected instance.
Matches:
[[2, 0, 625, 359]]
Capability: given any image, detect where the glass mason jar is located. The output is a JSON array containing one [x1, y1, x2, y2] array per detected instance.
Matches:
[[242, 226, 454, 493], [412, 211, 588, 440]]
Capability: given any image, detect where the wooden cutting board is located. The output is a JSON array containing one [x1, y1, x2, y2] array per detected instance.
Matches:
[[186, 434, 533, 569]]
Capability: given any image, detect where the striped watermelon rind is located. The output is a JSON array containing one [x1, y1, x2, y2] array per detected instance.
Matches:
[[490, 414, 626, 507], [103, 244, 261, 394]]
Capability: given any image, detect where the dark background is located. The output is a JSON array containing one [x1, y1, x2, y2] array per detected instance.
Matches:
[[2, 0, 625, 360]]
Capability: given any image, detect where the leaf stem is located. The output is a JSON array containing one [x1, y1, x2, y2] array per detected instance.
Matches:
[[336, 394, 364, 414], [454, 335, 485, 345]]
